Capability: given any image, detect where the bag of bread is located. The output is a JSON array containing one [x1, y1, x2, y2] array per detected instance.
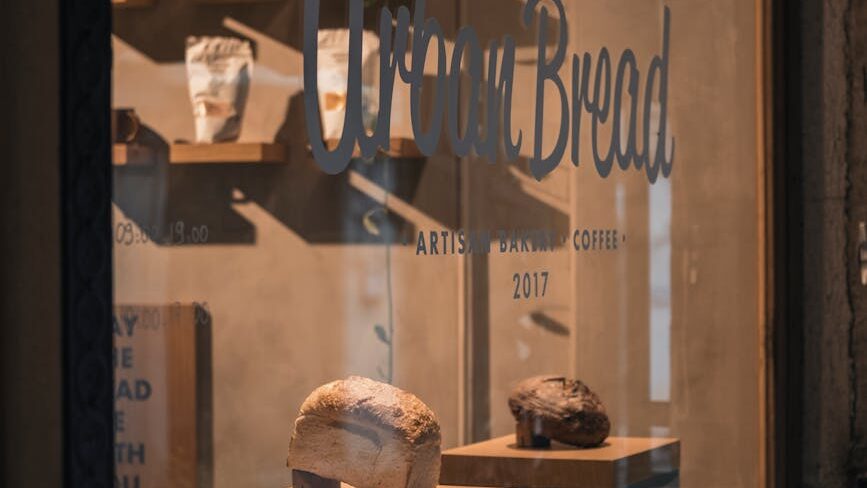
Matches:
[[185, 36, 253, 143], [316, 29, 380, 142]]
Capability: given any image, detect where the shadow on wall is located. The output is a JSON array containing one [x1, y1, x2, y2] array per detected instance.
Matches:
[[113, 93, 569, 246], [112, 91, 430, 246], [113, 1, 291, 63], [112, 0, 557, 63], [111, 0, 568, 246]]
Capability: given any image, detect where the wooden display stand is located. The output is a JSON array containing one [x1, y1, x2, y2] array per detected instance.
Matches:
[[440, 435, 680, 488]]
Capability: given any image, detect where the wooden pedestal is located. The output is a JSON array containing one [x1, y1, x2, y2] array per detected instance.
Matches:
[[440, 435, 680, 488]]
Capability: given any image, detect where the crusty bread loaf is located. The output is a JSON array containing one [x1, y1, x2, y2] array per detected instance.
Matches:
[[288, 377, 441, 488], [508, 375, 610, 448]]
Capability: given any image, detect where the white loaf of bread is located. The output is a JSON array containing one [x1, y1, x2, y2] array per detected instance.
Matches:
[[287, 377, 441, 488]]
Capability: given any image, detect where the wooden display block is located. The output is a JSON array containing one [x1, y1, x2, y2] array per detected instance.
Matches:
[[113, 144, 154, 166], [440, 435, 679, 488], [170, 142, 285, 164]]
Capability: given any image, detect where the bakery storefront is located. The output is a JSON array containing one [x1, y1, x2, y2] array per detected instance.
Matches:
[[103, 0, 769, 487]]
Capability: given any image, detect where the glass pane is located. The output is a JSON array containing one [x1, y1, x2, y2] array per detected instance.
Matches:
[[111, 1, 763, 487]]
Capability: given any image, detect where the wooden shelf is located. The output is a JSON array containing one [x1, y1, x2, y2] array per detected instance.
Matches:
[[169, 142, 285, 164], [112, 0, 155, 8], [440, 435, 680, 488], [324, 138, 424, 159], [113, 144, 154, 166]]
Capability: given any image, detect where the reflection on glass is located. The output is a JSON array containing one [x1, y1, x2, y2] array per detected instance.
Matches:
[[110, 1, 764, 487]]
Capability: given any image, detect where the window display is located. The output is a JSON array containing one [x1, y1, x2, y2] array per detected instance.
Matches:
[[111, 0, 767, 487]]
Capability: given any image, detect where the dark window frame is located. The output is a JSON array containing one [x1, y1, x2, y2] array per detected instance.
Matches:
[[60, 0, 114, 486]]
